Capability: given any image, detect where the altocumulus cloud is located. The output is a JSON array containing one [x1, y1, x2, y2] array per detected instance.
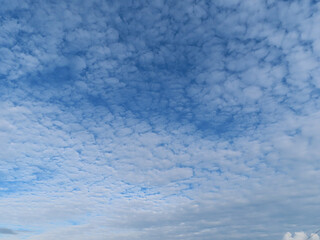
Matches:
[[0, 0, 320, 239]]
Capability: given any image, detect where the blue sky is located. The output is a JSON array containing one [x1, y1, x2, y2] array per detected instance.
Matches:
[[1, 0, 320, 239]]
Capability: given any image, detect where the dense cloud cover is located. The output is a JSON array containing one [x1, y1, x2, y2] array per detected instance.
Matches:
[[0, 0, 320, 239]]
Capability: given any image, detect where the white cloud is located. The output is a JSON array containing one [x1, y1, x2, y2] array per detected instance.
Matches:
[[284, 232, 319, 240], [243, 86, 263, 100], [1, 0, 320, 239]]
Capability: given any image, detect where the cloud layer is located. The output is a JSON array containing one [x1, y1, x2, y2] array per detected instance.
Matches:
[[0, 0, 320, 239]]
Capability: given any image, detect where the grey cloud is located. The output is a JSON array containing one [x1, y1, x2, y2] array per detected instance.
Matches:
[[0, 227, 17, 234]]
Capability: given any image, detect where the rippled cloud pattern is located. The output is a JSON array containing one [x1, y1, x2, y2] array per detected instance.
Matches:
[[1, 0, 320, 239]]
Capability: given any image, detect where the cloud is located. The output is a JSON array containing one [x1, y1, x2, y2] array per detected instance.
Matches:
[[0, 227, 17, 234], [1, 0, 320, 239], [283, 232, 320, 240]]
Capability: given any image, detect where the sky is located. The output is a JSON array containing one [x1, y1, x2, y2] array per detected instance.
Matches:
[[0, 0, 320, 239]]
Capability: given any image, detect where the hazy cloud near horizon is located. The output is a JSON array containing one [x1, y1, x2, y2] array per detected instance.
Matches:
[[1, 0, 320, 239]]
